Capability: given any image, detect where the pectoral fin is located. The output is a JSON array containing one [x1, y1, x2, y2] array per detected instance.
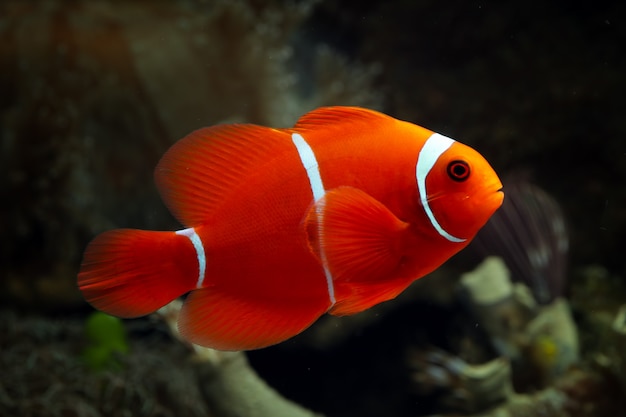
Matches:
[[305, 186, 409, 290]]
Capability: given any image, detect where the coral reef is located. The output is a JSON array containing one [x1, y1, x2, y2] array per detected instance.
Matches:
[[461, 368, 622, 417], [408, 348, 513, 413], [405, 257, 622, 417], [459, 257, 579, 387]]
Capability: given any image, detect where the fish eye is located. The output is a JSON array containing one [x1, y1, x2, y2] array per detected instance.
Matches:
[[447, 160, 470, 182]]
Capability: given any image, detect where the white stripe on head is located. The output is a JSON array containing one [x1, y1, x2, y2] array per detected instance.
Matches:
[[176, 227, 207, 288], [291, 132, 336, 306], [415, 133, 466, 243]]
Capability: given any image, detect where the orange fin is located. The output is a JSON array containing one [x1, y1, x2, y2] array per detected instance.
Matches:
[[293, 106, 394, 133], [155, 124, 292, 226], [329, 280, 415, 316], [305, 186, 409, 304], [78, 229, 199, 318], [178, 288, 327, 351]]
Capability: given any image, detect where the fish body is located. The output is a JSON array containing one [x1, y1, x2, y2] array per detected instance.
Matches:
[[78, 107, 503, 350]]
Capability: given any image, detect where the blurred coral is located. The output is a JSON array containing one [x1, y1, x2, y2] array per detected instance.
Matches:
[[408, 347, 513, 414], [470, 180, 568, 304], [0, 0, 381, 311], [437, 368, 623, 417], [459, 256, 579, 389]]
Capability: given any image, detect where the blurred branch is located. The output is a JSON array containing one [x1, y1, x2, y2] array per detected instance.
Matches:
[[158, 301, 323, 417]]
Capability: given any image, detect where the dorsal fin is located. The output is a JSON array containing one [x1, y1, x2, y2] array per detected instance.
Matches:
[[293, 106, 393, 133], [155, 124, 291, 226]]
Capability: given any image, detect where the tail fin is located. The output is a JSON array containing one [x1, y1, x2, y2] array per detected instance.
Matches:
[[78, 229, 200, 318]]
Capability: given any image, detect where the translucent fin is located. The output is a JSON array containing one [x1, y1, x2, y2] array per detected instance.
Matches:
[[293, 106, 394, 133], [178, 288, 327, 351], [78, 229, 198, 317], [305, 186, 410, 314], [155, 124, 292, 226]]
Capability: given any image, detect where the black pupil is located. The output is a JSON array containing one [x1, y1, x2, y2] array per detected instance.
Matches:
[[447, 160, 470, 181]]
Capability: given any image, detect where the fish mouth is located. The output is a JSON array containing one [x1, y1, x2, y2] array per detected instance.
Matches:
[[482, 181, 504, 207], [493, 186, 505, 205]]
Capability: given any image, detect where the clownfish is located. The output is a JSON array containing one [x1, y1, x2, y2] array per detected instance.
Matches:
[[78, 107, 503, 351]]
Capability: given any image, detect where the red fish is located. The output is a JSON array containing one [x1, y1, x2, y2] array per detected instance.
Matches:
[[78, 107, 503, 350]]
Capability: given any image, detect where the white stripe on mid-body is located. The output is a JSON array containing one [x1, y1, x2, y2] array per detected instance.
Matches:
[[415, 133, 466, 243], [291, 132, 336, 306], [291, 133, 325, 201], [175, 227, 207, 288]]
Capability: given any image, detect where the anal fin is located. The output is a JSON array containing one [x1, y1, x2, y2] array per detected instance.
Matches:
[[178, 288, 328, 351], [329, 279, 414, 316]]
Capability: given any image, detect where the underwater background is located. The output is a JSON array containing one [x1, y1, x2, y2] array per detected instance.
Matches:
[[1, 0, 625, 416]]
